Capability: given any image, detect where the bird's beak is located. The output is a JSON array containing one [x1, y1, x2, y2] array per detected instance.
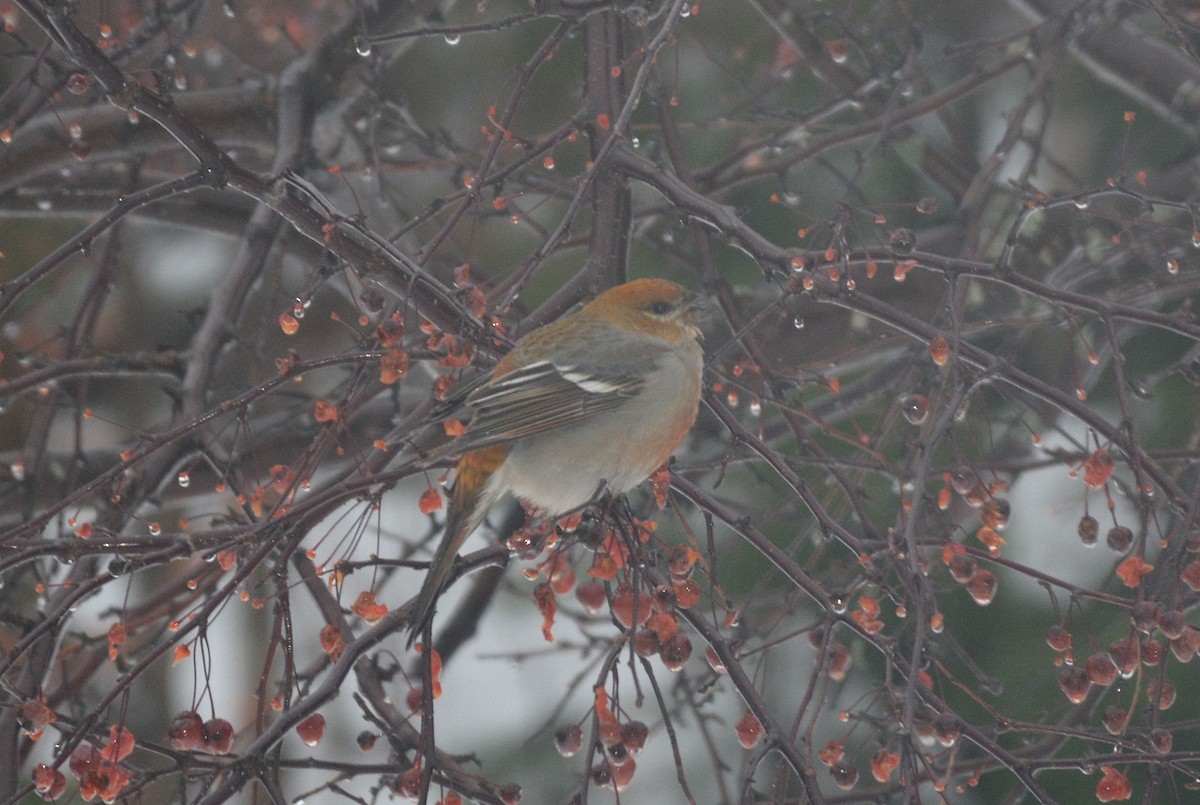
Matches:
[[681, 292, 712, 341], [682, 292, 713, 327]]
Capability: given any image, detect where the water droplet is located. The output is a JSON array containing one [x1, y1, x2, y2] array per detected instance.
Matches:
[[749, 398, 762, 417], [901, 394, 928, 425], [954, 398, 970, 422], [1127, 379, 1152, 400], [222, 1, 236, 17], [889, 228, 916, 256], [354, 36, 372, 57], [631, 137, 640, 148], [443, 33, 461, 46], [178, 471, 190, 488], [1167, 259, 1180, 274], [680, 4, 691, 16], [793, 317, 805, 329], [148, 522, 162, 536], [68, 123, 83, 140], [66, 73, 90, 94], [10, 460, 25, 481], [1073, 197, 1091, 210]]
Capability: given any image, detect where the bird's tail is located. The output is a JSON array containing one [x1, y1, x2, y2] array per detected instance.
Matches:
[[406, 447, 504, 648]]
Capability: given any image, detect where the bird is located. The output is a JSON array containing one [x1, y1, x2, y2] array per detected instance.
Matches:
[[407, 278, 707, 647]]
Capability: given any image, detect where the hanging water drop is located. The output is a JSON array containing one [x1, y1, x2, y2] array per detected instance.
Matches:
[[354, 36, 372, 57], [443, 33, 461, 45], [901, 394, 928, 425]]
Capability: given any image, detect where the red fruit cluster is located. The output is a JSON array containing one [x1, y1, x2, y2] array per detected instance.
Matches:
[[168, 711, 234, 754], [582, 688, 648, 792], [67, 741, 133, 803]]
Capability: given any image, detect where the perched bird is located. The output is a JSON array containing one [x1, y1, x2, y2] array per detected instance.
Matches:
[[407, 278, 706, 647]]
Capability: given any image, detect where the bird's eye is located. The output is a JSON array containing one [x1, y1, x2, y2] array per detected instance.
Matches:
[[649, 300, 672, 315]]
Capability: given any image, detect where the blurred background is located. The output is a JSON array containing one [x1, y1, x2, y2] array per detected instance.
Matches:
[[3, 0, 1200, 802]]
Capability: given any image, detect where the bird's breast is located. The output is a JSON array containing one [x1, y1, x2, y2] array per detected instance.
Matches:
[[487, 345, 702, 515]]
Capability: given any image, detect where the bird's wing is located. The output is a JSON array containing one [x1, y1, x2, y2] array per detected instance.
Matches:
[[437, 359, 644, 455]]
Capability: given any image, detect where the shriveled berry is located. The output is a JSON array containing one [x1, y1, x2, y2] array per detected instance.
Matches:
[[168, 711, 204, 751], [1102, 705, 1127, 735], [1141, 637, 1162, 666], [612, 584, 651, 629], [1046, 625, 1072, 652], [934, 712, 959, 747], [621, 721, 649, 754], [554, 724, 582, 757], [735, 712, 763, 749], [1059, 666, 1091, 704], [1109, 635, 1139, 677], [575, 581, 606, 614], [947, 554, 975, 584], [1150, 728, 1173, 753], [1131, 600, 1159, 634], [1078, 515, 1099, 546], [1085, 652, 1118, 686], [1170, 626, 1200, 663], [201, 718, 234, 755], [830, 762, 858, 790], [632, 629, 660, 657], [1106, 525, 1133, 553], [1150, 679, 1176, 710], [1158, 609, 1186, 640], [295, 713, 325, 747], [966, 568, 997, 605], [659, 632, 692, 671]]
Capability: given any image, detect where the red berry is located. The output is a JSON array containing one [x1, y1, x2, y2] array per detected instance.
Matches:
[[295, 713, 325, 747], [168, 710, 204, 751]]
